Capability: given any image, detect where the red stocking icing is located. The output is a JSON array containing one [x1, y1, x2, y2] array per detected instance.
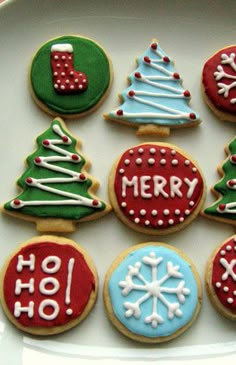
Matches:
[[51, 44, 88, 94]]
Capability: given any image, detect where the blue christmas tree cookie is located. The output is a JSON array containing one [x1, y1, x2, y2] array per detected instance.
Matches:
[[104, 39, 200, 137], [103, 243, 202, 343]]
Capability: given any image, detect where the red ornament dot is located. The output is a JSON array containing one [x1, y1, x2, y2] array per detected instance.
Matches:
[[144, 56, 151, 63], [218, 204, 226, 211], [128, 90, 135, 97], [184, 90, 191, 97], [135, 72, 142, 79], [43, 140, 50, 146], [72, 154, 79, 161], [228, 180, 235, 187], [151, 43, 157, 50], [116, 109, 123, 116], [173, 72, 180, 79], [163, 56, 170, 63], [62, 136, 69, 143], [231, 155, 236, 162], [34, 157, 41, 164], [26, 177, 33, 184], [80, 173, 86, 181], [92, 199, 99, 206], [13, 199, 21, 206], [189, 113, 196, 120]]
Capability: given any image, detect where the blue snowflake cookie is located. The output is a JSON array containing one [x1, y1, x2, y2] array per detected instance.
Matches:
[[103, 243, 202, 343]]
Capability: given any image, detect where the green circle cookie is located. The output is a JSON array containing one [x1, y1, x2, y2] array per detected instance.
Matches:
[[29, 35, 113, 118]]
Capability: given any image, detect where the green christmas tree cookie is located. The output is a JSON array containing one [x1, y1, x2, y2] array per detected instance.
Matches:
[[2, 118, 111, 232], [203, 136, 236, 226]]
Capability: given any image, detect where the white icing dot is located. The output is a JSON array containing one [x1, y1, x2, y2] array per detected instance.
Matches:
[[163, 209, 170, 216], [61, 72, 65, 76], [160, 148, 166, 155], [57, 79, 61, 84], [171, 150, 176, 155], [140, 209, 146, 216], [129, 210, 134, 215], [60, 85, 65, 90], [157, 220, 163, 226], [227, 298, 233, 304], [65, 64, 68, 68], [192, 167, 197, 173], [233, 237, 236, 243], [185, 209, 190, 216], [215, 282, 221, 288], [223, 286, 229, 292], [150, 148, 156, 154], [75, 78, 79, 83], [124, 159, 130, 165], [66, 79, 70, 84], [134, 218, 140, 224], [56, 63, 61, 68], [233, 290, 236, 296], [79, 73, 83, 76], [160, 159, 166, 165], [62, 55, 66, 60], [148, 158, 155, 165], [79, 85, 83, 89], [185, 160, 190, 166], [175, 209, 181, 215], [168, 219, 174, 225], [226, 245, 232, 251], [66, 308, 73, 315], [138, 148, 144, 154], [179, 217, 185, 222], [121, 202, 127, 208], [151, 210, 158, 216], [172, 159, 178, 166], [220, 250, 226, 256], [189, 201, 195, 207], [119, 168, 125, 174], [234, 245, 236, 251], [53, 72, 58, 76], [70, 71, 74, 75], [129, 150, 134, 155], [54, 84, 59, 89], [136, 158, 142, 165], [68, 56, 72, 60], [54, 55, 59, 60], [70, 85, 75, 89], [83, 79, 87, 83], [145, 220, 150, 226]]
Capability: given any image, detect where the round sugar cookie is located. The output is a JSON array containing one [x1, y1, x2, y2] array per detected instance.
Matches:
[[0, 236, 98, 335], [108, 142, 206, 235], [103, 242, 202, 343], [205, 235, 236, 320], [29, 35, 113, 118], [202, 45, 236, 122]]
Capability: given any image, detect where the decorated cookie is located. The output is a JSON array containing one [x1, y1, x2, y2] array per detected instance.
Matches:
[[0, 236, 98, 335], [203, 136, 236, 226], [109, 142, 206, 235], [205, 235, 236, 320], [104, 39, 200, 137], [103, 243, 202, 343], [202, 45, 236, 122], [29, 35, 113, 118], [2, 118, 111, 232]]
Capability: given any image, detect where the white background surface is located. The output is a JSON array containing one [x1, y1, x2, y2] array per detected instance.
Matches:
[[0, 0, 236, 364]]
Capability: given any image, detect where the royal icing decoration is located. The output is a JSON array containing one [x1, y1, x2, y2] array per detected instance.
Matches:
[[51, 43, 88, 94], [211, 237, 236, 313], [108, 245, 199, 338], [107, 40, 200, 134], [112, 143, 205, 232], [3, 240, 96, 328], [3, 118, 109, 230], [204, 136, 236, 224], [202, 46, 236, 115], [30, 35, 112, 116]]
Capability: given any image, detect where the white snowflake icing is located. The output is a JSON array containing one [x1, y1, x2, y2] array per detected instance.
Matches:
[[119, 251, 190, 328], [214, 53, 236, 104]]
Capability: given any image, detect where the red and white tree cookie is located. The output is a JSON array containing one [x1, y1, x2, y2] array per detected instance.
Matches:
[[109, 143, 206, 235], [0, 236, 98, 335], [206, 235, 236, 320], [202, 45, 236, 122]]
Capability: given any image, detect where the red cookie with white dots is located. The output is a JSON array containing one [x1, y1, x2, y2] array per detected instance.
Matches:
[[108, 143, 206, 235], [0, 235, 98, 335], [205, 235, 236, 320], [202, 45, 236, 122]]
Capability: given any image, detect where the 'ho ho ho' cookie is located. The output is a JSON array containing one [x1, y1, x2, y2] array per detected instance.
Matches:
[[202, 45, 236, 122], [103, 242, 202, 343], [205, 235, 236, 320], [29, 35, 113, 118], [108, 143, 206, 235], [0, 236, 98, 335]]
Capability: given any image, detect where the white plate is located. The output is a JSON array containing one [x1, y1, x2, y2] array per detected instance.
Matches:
[[0, 0, 236, 364]]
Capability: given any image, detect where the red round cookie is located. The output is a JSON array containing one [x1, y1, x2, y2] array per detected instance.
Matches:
[[0, 236, 98, 335], [206, 236, 236, 320], [202, 46, 236, 120], [109, 143, 206, 235]]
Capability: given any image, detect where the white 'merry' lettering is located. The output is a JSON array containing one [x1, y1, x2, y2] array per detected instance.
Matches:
[[121, 175, 199, 199]]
